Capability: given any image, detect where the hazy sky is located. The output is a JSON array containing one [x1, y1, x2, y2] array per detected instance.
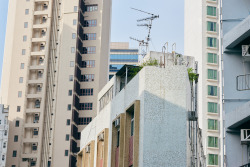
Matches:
[[0, 0, 184, 81]]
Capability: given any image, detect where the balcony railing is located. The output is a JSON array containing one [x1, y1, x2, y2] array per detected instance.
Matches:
[[237, 74, 250, 91], [240, 163, 250, 167]]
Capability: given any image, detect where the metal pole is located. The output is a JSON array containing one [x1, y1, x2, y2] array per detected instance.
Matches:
[[125, 67, 128, 87]]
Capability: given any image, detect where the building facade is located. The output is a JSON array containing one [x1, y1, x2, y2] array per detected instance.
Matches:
[[221, 1, 250, 166], [0, 105, 9, 167], [0, 0, 111, 167], [184, 0, 222, 166], [109, 42, 138, 80]]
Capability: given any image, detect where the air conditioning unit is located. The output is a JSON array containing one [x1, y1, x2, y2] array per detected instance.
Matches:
[[85, 145, 90, 153], [114, 118, 120, 127], [242, 45, 250, 57], [34, 128, 38, 131], [188, 111, 197, 121], [35, 113, 39, 117], [40, 43, 45, 46], [241, 129, 250, 144], [32, 143, 38, 146], [98, 133, 104, 141]]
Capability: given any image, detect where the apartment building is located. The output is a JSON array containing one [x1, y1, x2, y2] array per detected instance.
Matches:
[[0, 105, 9, 167], [109, 42, 138, 80], [221, 1, 250, 166], [77, 59, 206, 167], [184, 0, 222, 166], [0, 0, 111, 167]]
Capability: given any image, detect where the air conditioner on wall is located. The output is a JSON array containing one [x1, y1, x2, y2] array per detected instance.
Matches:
[[85, 145, 90, 153], [242, 45, 250, 56], [98, 133, 104, 141], [114, 118, 120, 127]]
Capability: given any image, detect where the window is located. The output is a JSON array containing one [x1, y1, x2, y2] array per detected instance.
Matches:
[[15, 120, 20, 127], [208, 136, 218, 148], [2, 155, 5, 161], [22, 49, 26, 55], [20, 63, 25, 69], [81, 74, 94, 82], [33, 129, 38, 136], [19, 77, 23, 83], [65, 134, 70, 141], [67, 104, 71, 111], [17, 106, 21, 112], [207, 69, 217, 80], [207, 6, 216, 16], [69, 75, 73, 81], [72, 33, 76, 39], [14, 135, 18, 142], [207, 53, 217, 64], [83, 46, 96, 54], [207, 21, 216, 32], [68, 90, 72, 96], [66, 119, 70, 125], [18, 91, 22, 98], [208, 154, 218, 165], [0, 120, 1, 125], [3, 142, 6, 148], [70, 61, 74, 67], [207, 37, 217, 47], [83, 20, 97, 27], [74, 6, 78, 12], [81, 60, 95, 68], [12, 151, 17, 157], [131, 113, 134, 136], [117, 129, 120, 147], [83, 33, 96, 40], [4, 130, 7, 136], [73, 19, 77, 25], [86, 5, 98, 12], [25, 9, 29, 15], [80, 88, 93, 96], [71, 47, 75, 53], [208, 102, 218, 113], [208, 85, 217, 96], [65, 150, 69, 156], [78, 117, 92, 125], [208, 119, 218, 130], [23, 35, 27, 42], [32, 143, 37, 151], [12, 165, 16, 167], [24, 22, 28, 28], [80, 103, 93, 110]]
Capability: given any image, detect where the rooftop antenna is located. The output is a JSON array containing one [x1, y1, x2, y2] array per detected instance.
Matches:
[[130, 7, 159, 58]]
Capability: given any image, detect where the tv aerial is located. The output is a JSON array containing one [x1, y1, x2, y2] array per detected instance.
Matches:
[[130, 8, 159, 57]]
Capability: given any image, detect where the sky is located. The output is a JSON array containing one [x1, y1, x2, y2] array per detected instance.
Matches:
[[0, 0, 184, 82]]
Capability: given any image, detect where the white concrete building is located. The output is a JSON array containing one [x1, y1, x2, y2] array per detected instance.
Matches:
[[0, 105, 9, 167], [184, 0, 222, 166]]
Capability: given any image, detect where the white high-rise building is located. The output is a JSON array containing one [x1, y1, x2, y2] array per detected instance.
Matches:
[[184, 0, 222, 166], [0, 104, 9, 167]]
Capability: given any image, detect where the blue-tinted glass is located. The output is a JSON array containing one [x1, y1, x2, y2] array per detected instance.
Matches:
[[110, 54, 138, 62], [109, 64, 124, 72]]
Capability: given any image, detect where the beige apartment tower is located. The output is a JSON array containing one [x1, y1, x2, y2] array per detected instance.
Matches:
[[0, 0, 111, 167]]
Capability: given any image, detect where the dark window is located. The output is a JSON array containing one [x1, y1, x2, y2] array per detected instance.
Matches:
[[131, 113, 134, 136], [12, 165, 16, 167], [68, 90, 72, 96], [14, 135, 18, 142], [83, 33, 96, 40], [12, 150, 17, 157], [17, 106, 21, 112], [66, 119, 70, 125], [117, 129, 120, 147], [81, 60, 95, 68], [80, 103, 93, 110], [65, 134, 70, 141], [15, 120, 19, 127], [65, 150, 69, 156], [82, 46, 96, 54], [83, 20, 97, 27], [81, 74, 94, 82], [33, 129, 39, 136], [31, 161, 36, 166], [78, 117, 92, 125], [67, 104, 71, 111], [80, 89, 93, 96], [86, 5, 98, 12]]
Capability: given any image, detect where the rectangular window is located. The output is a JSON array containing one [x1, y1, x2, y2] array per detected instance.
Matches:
[[207, 53, 218, 64], [19, 77, 23, 83], [25, 9, 29, 15], [18, 91, 22, 98], [83, 33, 96, 40], [15, 120, 20, 127], [17, 106, 21, 112], [207, 21, 216, 32], [70, 61, 74, 67], [73, 19, 77, 25], [65, 150, 69, 156], [207, 37, 217, 47], [78, 117, 92, 125], [83, 46, 96, 54], [23, 35, 27, 42], [65, 134, 70, 141], [81, 60, 95, 68], [24, 22, 28, 28], [22, 49, 26, 55], [67, 104, 71, 111], [207, 69, 217, 80], [33, 129, 38, 136], [69, 75, 73, 81], [208, 119, 218, 130], [12, 165, 16, 167], [81, 74, 94, 82], [80, 103, 93, 110], [208, 136, 218, 148], [66, 119, 70, 125], [83, 20, 97, 27], [20, 63, 25, 69], [208, 102, 218, 113], [86, 5, 98, 12], [13, 151, 17, 157], [80, 88, 93, 96], [72, 33, 76, 39], [74, 6, 78, 12], [14, 135, 18, 142], [208, 85, 217, 96], [207, 6, 216, 16], [71, 47, 75, 53], [68, 90, 72, 96], [208, 154, 218, 165]]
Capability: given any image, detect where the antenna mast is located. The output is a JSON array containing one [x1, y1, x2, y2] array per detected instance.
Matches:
[[130, 8, 159, 57]]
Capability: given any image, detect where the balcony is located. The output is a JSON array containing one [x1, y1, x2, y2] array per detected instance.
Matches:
[[32, 28, 47, 42], [240, 163, 250, 167], [237, 74, 250, 91], [28, 69, 44, 81], [34, 1, 49, 12], [33, 15, 48, 28]]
